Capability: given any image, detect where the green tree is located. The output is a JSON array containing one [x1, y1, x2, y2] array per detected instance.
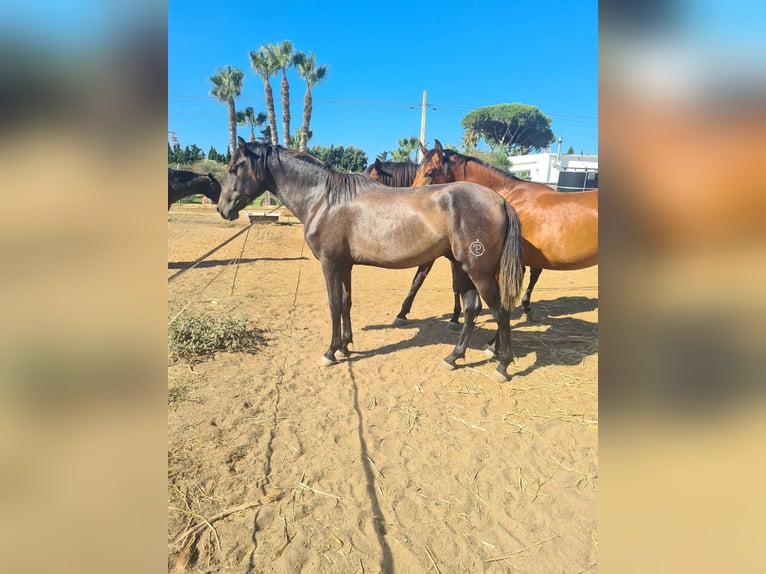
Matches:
[[257, 125, 273, 144], [567, 145, 575, 154], [293, 51, 328, 152], [168, 142, 184, 164], [309, 144, 368, 173], [183, 144, 205, 163], [269, 40, 294, 147], [468, 148, 511, 171], [208, 65, 245, 155], [250, 47, 280, 146], [207, 145, 224, 163], [236, 106, 267, 143], [461, 103, 554, 156]]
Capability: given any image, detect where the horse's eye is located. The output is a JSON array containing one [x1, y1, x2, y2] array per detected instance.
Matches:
[[425, 171, 433, 178]]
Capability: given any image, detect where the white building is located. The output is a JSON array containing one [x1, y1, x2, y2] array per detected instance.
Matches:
[[507, 151, 598, 191]]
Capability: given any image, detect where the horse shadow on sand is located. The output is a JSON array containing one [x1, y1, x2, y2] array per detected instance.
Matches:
[[348, 295, 598, 379]]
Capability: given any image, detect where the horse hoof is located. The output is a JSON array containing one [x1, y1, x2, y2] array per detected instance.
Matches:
[[440, 359, 456, 372], [483, 348, 497, 359], [393, 317, 407, 327], [491, 368, 510, 383], [318, 355, 337, 367], [446, 321, 462, 332]]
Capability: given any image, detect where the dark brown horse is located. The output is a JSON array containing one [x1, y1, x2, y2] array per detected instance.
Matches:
[[362, 158, 419, 187], [218, 137, 524, 381], [168, 168, 222, 209], [363, 158, 462, 327], [412, 140, 598, 317]]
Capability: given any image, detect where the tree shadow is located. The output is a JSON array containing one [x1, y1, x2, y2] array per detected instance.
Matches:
[[350, 296, 598, 379]]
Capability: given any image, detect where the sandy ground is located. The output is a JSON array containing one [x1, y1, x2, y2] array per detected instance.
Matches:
[[168, 204, 598, 573]]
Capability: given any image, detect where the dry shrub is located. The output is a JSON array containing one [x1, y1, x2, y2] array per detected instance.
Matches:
[[168, 308, 266, 363]]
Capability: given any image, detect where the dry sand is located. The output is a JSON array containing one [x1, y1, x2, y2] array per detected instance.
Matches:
[[168, 204, 598, 573]]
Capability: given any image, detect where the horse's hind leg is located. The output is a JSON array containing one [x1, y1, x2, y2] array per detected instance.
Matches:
[[339, 267, 353, 356], [395, 261, 433, 326], [441, 265, 480, 371], [521, 267, 542, 319], [473, 278, 513, 382]]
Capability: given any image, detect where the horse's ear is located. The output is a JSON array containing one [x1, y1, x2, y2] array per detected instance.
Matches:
[[419, 142, 428, 156], [237, 136, 248, 150], [434, 139, 443, 152], [374, 158, 382, 168]]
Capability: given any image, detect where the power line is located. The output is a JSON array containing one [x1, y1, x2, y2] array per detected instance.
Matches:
[[168, 94, 598, 120]]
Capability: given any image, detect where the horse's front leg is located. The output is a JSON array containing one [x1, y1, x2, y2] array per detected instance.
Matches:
[[447, 264, 463, 331], [319, 262, 346, 366]]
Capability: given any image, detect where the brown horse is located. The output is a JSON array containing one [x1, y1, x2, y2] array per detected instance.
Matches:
[[168, 168, 222, 209], [363, 159, 462, 327], [412, 140, 598, 317], [218, 137, 524, 381]]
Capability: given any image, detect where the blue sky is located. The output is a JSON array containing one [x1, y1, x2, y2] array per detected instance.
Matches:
[[168, 0, 598, 161]]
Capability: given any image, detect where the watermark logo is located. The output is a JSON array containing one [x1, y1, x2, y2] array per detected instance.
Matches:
[[469, 239, 485, 257]]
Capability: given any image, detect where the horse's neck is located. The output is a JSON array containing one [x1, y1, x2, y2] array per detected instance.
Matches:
[[464, 161, 527, 198], [189, 177, 211, 197], [267, 154, 327, 223]]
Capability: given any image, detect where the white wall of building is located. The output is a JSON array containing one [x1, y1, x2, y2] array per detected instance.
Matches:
[[507, 152, 598, 187]]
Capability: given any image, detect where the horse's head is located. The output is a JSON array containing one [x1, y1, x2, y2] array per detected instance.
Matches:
[[207, 173, 222, 203], [362, 158, 385, 182], [412, 140, 454, 186], [218, 137, 269, 221]]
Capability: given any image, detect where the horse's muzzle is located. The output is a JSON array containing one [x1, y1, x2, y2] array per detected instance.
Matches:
[[217, 203, 240, 221]]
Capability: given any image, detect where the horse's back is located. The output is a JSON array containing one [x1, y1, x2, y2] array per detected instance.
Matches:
[[506, 186, 598, 269]]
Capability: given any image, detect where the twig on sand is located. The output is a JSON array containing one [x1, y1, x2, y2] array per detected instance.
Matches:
[[171, 490, 283, 549], [483, 535, 559, 562], [424, 545, 441, 574], [296, 481, 342, 503]]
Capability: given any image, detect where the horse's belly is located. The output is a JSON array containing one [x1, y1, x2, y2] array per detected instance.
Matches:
[[349, 229, 449, 268]]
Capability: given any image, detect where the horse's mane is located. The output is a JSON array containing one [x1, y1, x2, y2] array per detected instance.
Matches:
[[243, 142, 384, 205], [442, 150, 524, 182], [363, 161, 418, 187]]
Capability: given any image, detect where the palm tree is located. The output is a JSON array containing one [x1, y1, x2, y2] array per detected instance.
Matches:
[[208, 65, 245, 155], [288, 128, 312, 149], [292, 52, 328, 152], [236, 107, 267, 142], [269, 40, 294, 148], [249, 47, 280, 146], [389, 136, 421, 162]]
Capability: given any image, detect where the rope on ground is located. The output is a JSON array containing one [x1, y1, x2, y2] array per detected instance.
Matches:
[[230, 224, 252, 295], [168, 222, 255, 284], [167, 257, 239, 327]]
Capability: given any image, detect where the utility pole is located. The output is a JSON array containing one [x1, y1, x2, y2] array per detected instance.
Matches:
[[417, 90, 427, 162]]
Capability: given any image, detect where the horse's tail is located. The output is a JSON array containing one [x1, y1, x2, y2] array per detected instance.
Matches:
[[498, 201, 524, 312]]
